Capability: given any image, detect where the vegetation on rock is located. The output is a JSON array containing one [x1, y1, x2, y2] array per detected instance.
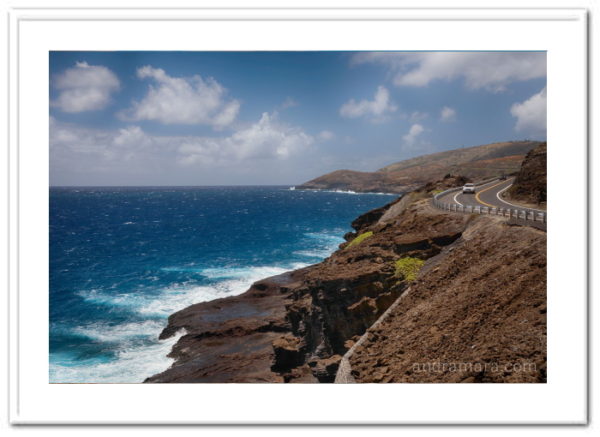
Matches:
[[347, 231, 373, 248], [394, 257, 425, 282]]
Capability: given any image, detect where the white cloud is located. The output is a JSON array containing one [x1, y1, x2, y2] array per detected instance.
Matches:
[[402, 123, 425, 146], [317, 130, 335, 141], [440, 106, 456, 122], [280, 97, 299, 109], [352, 52, 546, 92], [50, 118, 162, 164], [51, 61, 120, 112], [50, 113, 313, 174], [409, 111, 428, 123], [510, 87, 547, 138], [339, 86, 397, 122], [120, 66, 240, 129], [177, 112, 313, 165]]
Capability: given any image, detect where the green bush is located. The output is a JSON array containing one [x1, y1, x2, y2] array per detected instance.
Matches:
[[347, 231, 373, 249], [394, 257, 425, 282]]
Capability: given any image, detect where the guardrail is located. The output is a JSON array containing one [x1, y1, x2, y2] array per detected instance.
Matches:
[[432, 180, 547, 224]]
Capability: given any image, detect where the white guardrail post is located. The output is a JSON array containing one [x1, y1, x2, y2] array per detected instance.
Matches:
[[432, 178, 546, 225]]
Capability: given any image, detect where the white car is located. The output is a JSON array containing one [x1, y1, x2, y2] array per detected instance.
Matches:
[[462, 183, 476, 194]]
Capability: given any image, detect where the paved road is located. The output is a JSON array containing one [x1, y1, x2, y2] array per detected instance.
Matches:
[[437, 177, 545, 213]]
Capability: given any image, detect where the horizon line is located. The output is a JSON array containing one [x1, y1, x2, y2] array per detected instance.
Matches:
[[50, 184, 298, 188]]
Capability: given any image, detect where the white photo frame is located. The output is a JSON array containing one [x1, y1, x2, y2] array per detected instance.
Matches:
[[6, 3, 588, 425]]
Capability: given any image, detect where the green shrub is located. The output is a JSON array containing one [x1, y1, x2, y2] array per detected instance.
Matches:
[[394, 257, 425, 282], [347, 231, 373, 249]]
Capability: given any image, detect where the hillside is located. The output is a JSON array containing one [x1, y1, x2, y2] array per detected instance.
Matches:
[[348, 217, 546, 383], [504, 142, 547, 207], [297, 140, 541, 193]]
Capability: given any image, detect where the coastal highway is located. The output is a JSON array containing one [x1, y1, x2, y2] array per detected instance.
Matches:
[[436, 178, 546, 215]]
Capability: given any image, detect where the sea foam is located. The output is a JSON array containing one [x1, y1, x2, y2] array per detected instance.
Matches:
[[49, 329, 186, 383]]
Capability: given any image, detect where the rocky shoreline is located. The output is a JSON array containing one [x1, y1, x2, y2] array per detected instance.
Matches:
[[145, 171, 545, 383]]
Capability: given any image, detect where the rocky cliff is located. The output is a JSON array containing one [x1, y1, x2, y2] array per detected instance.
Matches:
[[505, 142, 547, 207], [348, 216, 547, 383], [297, 140, 541, 193], [147, 173, 546, 383]]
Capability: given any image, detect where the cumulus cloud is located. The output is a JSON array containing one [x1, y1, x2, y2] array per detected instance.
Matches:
[[177, 112, 313, 165], [50, 117, 162, 165], [440, 106, 456, 122], [51, 62, 120, 112], [510, 87, 547, 138], [402, 123, 425, 146], [352, 52, 546, 92], [317, 130, 335, 141], [409, 111, 428, 123], [280, 97, 299, 109], [119, 66, 240, 129], [51, 112, 313, 174], [339, 86, 397, 122]]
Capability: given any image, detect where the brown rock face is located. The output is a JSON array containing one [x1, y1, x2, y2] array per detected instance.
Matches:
[[145, 270, 303, 383], [349, 218, 547, 383], [506, 142, 547, 207]]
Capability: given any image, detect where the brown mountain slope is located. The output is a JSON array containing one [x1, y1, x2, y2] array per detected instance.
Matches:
[[297, 140, 541, 193], [349, 217, 547, 383], [504, 142, 547, 207]]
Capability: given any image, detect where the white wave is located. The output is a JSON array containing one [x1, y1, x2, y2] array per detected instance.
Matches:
[[138, 264, 309, 317], [200, 264, 306, 280], [294, 249, 334, 259], [304, 231, 346, 243], [49, 329, 186, 383], [122, 221, 135, 225], [322, 189, 398, 195], [293, 231, 345, 260], [77, 263, 310, 318], [330, 189, 357, 194], [70, 320, 166, 343], [297, 188, 397, 196]]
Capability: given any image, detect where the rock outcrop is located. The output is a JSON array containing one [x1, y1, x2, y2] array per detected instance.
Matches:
[[348, 217, 547, 383], [505, 142, 547, 207]]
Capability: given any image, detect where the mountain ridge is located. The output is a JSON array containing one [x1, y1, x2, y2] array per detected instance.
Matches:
[[297, 140, 542, 194]]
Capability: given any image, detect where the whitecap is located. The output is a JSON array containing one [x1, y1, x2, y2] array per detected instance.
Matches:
[[77, 263, 311, 318], [297, 188, 397, 196], [138, 263, 309, 317], [70, 320, 166, 343], [49, 329, 186, 383], [304, 231, 346, 244], [293, 249, 334, 259]]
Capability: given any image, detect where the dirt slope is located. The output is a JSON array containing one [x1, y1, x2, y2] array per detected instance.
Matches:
[[505, 142, 547, 207], [349, 218, 547, 383]]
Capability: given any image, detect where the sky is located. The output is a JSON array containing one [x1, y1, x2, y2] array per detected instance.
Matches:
[[49, 51, 546, 186]]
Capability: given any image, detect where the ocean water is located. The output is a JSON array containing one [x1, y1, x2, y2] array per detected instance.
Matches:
[[49, 186, 397, 383]]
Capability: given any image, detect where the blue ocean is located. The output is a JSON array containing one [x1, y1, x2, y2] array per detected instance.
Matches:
[[49, 186, 397, 383]]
